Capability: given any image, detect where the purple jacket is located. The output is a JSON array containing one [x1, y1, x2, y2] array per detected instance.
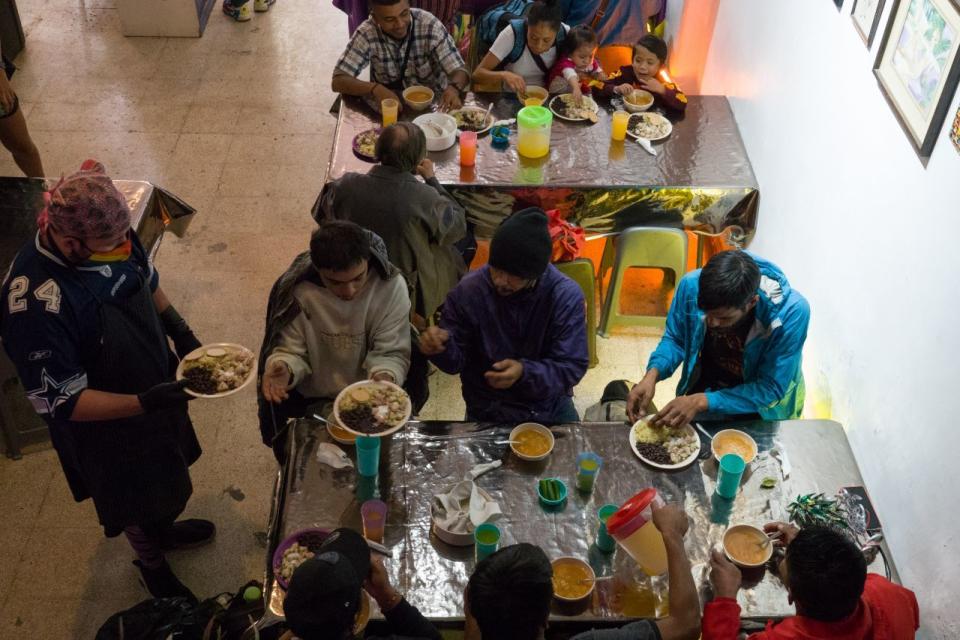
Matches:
[[429, 265, 588, 421]]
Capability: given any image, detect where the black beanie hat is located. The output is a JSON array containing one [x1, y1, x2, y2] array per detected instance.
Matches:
[[488, 208, 552, 279]]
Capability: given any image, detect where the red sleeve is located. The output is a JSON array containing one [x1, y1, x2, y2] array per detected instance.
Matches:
[[659, 82, 688, 112], [702, 598, 742, 640]]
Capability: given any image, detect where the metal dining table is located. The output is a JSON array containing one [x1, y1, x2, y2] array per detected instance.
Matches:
[[324, 93, 759, 241], [255, 418, 896, 634]]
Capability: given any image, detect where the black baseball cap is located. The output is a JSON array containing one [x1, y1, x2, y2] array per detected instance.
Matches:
[[283, 528, 372, 639]]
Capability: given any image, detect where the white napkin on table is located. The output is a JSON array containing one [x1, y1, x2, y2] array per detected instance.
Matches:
[[433, 479, 502, 534], [316, 442, 354, 469]]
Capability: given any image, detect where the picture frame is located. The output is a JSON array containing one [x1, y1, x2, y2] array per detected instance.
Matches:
[[951, 105, 960, 152], [852, 0, 888, 47], [874, 0, 960, 158]]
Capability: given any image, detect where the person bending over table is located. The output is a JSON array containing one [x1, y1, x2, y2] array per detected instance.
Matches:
[[282, 528, 441, 640], [0, 160, 212, 602], [418, 208, 588, 423], [626, 250, 810, 428], [331, 0, 469, 112], [472, 0, 569, 93], [705, 524, 919, 639], [463, 504, 700, 640], [258, 222, 411, 461]]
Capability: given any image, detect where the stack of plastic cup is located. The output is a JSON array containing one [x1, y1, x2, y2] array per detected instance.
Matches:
[[361, 499, 388, 543], [474, 523, 501, 563], [716, 453, 746, 499], [356, 435, 381, 477], [595, 503, 618, 552], [575, 452, 603, 493]]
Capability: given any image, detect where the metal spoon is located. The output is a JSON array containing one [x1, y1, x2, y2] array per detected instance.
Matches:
[[481, 101, 494, 127]]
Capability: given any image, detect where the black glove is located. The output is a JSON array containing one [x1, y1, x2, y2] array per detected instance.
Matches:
[[139, 380, 193, 413], [160, 305, 202, 359]]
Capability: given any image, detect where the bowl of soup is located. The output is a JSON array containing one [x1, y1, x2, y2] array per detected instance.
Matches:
[[521, 85, 549, 106], [510, 423, 555, 461], [551, 557, 596, 602], [623, 89, 654, 113], [723, 524, 773, 568], [711, 429, 758, 464], [403, 85, 435, 111]]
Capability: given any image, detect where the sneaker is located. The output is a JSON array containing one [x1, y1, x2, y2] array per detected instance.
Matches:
[[134, 560, 199, 605], [223, 0, 252, 21], [159, 519, 217, 551], [254, 0, 275, 11]]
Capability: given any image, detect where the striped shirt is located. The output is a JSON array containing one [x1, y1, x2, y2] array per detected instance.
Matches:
[[334, 8, 466, 93]]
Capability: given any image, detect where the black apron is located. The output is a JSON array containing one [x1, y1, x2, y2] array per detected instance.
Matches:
[[50, 268, 201, 537]]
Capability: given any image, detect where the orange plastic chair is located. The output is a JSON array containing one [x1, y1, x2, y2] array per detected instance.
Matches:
[[597, 45, 633, 77]]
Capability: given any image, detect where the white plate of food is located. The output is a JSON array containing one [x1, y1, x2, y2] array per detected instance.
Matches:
[[626, 112, 673, 141], [176, 343, 256, 398], [449, 107, 496, 134], [628, 419, 701, 470], [333, 380, 412, 438], [548, 93, 599, 122]]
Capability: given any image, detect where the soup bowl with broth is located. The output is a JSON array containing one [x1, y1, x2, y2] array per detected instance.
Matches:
[[403, 85, 435, 111], [510, 423, 555, 461], [722, 524, 773, 568], [711, 429, 758, 464]]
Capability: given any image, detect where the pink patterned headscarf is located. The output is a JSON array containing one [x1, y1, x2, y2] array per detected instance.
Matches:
[[37, 160, 131, 239]]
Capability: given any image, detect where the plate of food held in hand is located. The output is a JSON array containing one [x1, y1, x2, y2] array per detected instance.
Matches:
[[449, 106, 497, 134], [548, 93, 599, 122], [352, 127, 381, 161], [626, 112, 673, 141], [333, 380, 412, 437], [176, 343, 255, 398], [629, 418, 701, 470]]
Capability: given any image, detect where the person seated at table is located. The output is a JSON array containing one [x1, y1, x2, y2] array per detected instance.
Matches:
[[626, 250, 810, 428], [704, 523, 919, 639], [463, 505, 700, 640], [418, 208, 588, 423], [282, 528, 441, 640], [258, 221, 411, 461], [331, 0, 470, 112], [472, 0, 569, 93], [315, 122, 469, 411], [546, 25, 605, 103], [598, 35, 687, 113]]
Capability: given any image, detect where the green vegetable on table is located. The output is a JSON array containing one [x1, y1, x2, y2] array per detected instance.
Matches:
[[760, 477, 777, 489], [788, 492, 849, 530]]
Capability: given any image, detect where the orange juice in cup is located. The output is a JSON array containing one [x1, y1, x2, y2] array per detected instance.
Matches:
[[611, 110, 630, 142], [381, 99, 399, 127]]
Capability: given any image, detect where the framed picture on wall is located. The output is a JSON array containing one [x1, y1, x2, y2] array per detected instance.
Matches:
[[951, 105, 960, 152], [874, 0, 960, 157], [852, 0, 888, 46]]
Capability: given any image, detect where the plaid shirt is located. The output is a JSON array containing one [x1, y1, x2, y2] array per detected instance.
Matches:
[[334, 8, 466, 93]]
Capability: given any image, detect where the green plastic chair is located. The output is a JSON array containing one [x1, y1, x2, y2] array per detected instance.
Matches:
[[554, 258, 599, 368], [597, 227, 688, 337]]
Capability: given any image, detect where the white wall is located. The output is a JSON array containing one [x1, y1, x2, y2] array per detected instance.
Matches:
[[695, 1, 960, 637]]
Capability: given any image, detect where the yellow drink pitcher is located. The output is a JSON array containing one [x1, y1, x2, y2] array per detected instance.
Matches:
[[516, 105, 552, 159]]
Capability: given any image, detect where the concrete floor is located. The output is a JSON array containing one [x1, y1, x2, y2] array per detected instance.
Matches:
[[0, 1, 682, 636]]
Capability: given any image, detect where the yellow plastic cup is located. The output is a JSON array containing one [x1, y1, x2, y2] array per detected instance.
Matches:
[[611, 110, 630, 142], [381, 99, 399, 127]]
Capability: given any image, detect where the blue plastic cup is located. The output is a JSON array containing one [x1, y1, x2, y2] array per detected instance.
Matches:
[[575, 452, 603, 493], [716, 453, 746, 499], [596, 503, 618, 553], [356, 435, 381, 477], [474, 523, 501, 563]]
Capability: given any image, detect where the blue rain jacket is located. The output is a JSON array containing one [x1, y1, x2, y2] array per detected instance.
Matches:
[[647, 253, 809, 420]]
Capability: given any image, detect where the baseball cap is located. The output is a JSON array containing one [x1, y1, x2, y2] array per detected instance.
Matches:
[[283, 528, 372, 639]]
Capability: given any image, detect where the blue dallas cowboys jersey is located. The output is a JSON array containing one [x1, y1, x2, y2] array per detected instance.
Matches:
[[0, 232, 160, 421]]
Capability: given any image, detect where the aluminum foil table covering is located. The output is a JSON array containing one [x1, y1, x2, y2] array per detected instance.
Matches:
[[325, 94, 759, 240], [262, 419, 894, 626]]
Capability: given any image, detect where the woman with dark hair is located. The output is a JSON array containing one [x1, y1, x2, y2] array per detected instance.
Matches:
[[0, 44, 44, 176], [472, 0, 568, 93]]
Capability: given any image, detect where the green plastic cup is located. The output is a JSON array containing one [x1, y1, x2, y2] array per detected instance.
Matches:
[[576, 452, 603, 493], [474, 523, 501, 563], [356, 435, 381, 477], [596, 503, 618, 552], [716, 453, 746, 499]]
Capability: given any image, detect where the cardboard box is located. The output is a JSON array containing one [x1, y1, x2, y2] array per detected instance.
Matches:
[[118, 0, 217, 37]]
